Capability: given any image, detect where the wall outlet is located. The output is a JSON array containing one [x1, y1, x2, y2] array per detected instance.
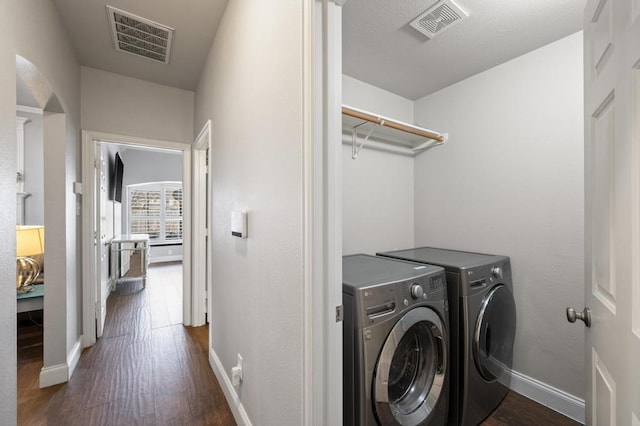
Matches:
[[231, 353, 243, 386]]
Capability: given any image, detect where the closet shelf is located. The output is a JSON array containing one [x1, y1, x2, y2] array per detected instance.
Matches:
[[342, 105, 447, 159]]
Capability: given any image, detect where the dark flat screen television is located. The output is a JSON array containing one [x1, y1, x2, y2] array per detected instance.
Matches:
[[111, 152, 124, 203]]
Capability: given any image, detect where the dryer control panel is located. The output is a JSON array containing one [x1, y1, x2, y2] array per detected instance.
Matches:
[[461, 259, 512, 297]]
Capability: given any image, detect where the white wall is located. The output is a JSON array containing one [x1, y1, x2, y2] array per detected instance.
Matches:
[[0, 7, 18, 421], [194, 1, 305, 424], [12, 0, 83, 385], [342, 75, 415, 255], [81, 66, 194, 144], [343, 75, 414, 122], [20, 110, 44, 225], [413, 32, 585, 398], [0, 0, 82, 404]]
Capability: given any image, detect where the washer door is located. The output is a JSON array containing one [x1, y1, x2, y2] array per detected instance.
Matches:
[[373, 307, 446, 426], [473, 284, 516, 382]]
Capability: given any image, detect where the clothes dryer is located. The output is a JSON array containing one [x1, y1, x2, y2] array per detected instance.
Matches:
[[378, 248, 516, 426], [343, 254, 449, 426]]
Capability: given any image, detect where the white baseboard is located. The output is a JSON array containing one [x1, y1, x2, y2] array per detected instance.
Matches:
[[150, 255, 183, 264], [510, 369, 585, 424], [39, 363, 67, 388], [209, 347, 253, 426], [67, 335, 83, 378], [40, 335, 84, 388]]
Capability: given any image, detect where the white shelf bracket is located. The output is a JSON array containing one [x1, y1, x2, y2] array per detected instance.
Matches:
[[351, 120, 384, 159]]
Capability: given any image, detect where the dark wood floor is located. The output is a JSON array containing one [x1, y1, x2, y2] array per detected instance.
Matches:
[[480, 391, 581, 426], [17, 262, 581, 426], [17, 262, 235, 425]]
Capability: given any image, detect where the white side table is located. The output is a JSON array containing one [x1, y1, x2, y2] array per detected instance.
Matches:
[[110, 234, 150, 288]]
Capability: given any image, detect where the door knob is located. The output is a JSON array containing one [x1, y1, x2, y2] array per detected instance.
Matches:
[[566, 307, 591, 327]]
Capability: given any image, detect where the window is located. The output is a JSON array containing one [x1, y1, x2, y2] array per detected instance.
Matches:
[[128, 182, 182, 244]]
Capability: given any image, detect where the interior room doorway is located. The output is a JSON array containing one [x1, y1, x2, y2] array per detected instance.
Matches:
[[81, 131, 194, 347]]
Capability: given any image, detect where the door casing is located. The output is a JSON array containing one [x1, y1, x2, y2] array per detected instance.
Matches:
[[81, 130, 193, 347]]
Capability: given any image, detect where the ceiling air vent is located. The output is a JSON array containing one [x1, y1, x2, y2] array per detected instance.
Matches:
[[106, 5, 174, 64], [409, 0, 468, 39]]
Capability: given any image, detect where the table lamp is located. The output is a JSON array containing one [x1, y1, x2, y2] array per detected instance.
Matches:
[[16, 225, 44, 294]]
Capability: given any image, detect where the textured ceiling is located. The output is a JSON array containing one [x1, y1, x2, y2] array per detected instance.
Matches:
[[343, 0, 586, 100], [46, 1, 584, 98], [50, 0, 228, 91]]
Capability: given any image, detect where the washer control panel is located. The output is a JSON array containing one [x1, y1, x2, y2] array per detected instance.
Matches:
[[400, 272, 446, 304], [354, 264, 446, 325], [429, 274, 446, 296]]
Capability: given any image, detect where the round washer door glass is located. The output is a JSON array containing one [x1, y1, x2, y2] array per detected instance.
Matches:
[[374, 307, 446, 426], [473, 284, 516, 382]]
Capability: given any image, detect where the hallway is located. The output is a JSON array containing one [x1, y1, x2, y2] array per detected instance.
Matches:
[[17, 262, 235, 425]]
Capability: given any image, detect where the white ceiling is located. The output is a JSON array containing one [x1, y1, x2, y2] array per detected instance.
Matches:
[[50, 0, 229, 91], [42, 1, 584, 100], [343, 0, 586, 100]]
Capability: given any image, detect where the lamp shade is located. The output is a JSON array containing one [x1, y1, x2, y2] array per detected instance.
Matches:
[[16, 225, 44, 257]]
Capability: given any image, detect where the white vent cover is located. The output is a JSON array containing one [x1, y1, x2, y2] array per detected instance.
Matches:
[[106, 5, 174, 64], [409, 0, 469, 39]]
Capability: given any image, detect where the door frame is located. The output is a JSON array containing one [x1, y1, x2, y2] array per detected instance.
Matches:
[[303, 0, 343, 424], [192, 120, 211, 326], [81, 130, 193, 347]]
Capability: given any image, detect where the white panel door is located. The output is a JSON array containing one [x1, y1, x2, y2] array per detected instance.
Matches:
[[95, 145, 107, 338], [583, 0, 640, 423]]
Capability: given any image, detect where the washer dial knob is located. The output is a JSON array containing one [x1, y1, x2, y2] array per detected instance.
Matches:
[[410, 284, 424, 300], [492, 266, 503, 279]]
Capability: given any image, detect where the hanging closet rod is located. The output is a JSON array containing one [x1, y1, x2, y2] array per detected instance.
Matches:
[[342, 105, 445, 143]]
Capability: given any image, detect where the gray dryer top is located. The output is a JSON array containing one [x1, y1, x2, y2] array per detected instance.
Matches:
[[378, 247, 508, 271], [342, 254, 444, 295]]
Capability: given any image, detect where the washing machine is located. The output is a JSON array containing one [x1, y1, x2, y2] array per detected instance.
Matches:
[[378, 248, 516, 426], [343, 254, 449, 426]]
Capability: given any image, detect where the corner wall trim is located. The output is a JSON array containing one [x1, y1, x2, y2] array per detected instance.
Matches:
[[67, 336, 83, 379], [510, 369, 585, 424], [209, 347, 253, 426]]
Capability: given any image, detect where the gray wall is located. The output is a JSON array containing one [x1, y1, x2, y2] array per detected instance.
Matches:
[[120, 148, 182, 187], [81, 66, 194, 144], [1, 0, 82, 415], [20, 110, 44, 225], [413, 32, 585, 398], [342, 75, 415, 255], [194, 0, 304, 423]]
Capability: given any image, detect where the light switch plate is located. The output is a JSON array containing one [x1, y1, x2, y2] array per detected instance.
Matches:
[[231, 211, 247, 238]]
